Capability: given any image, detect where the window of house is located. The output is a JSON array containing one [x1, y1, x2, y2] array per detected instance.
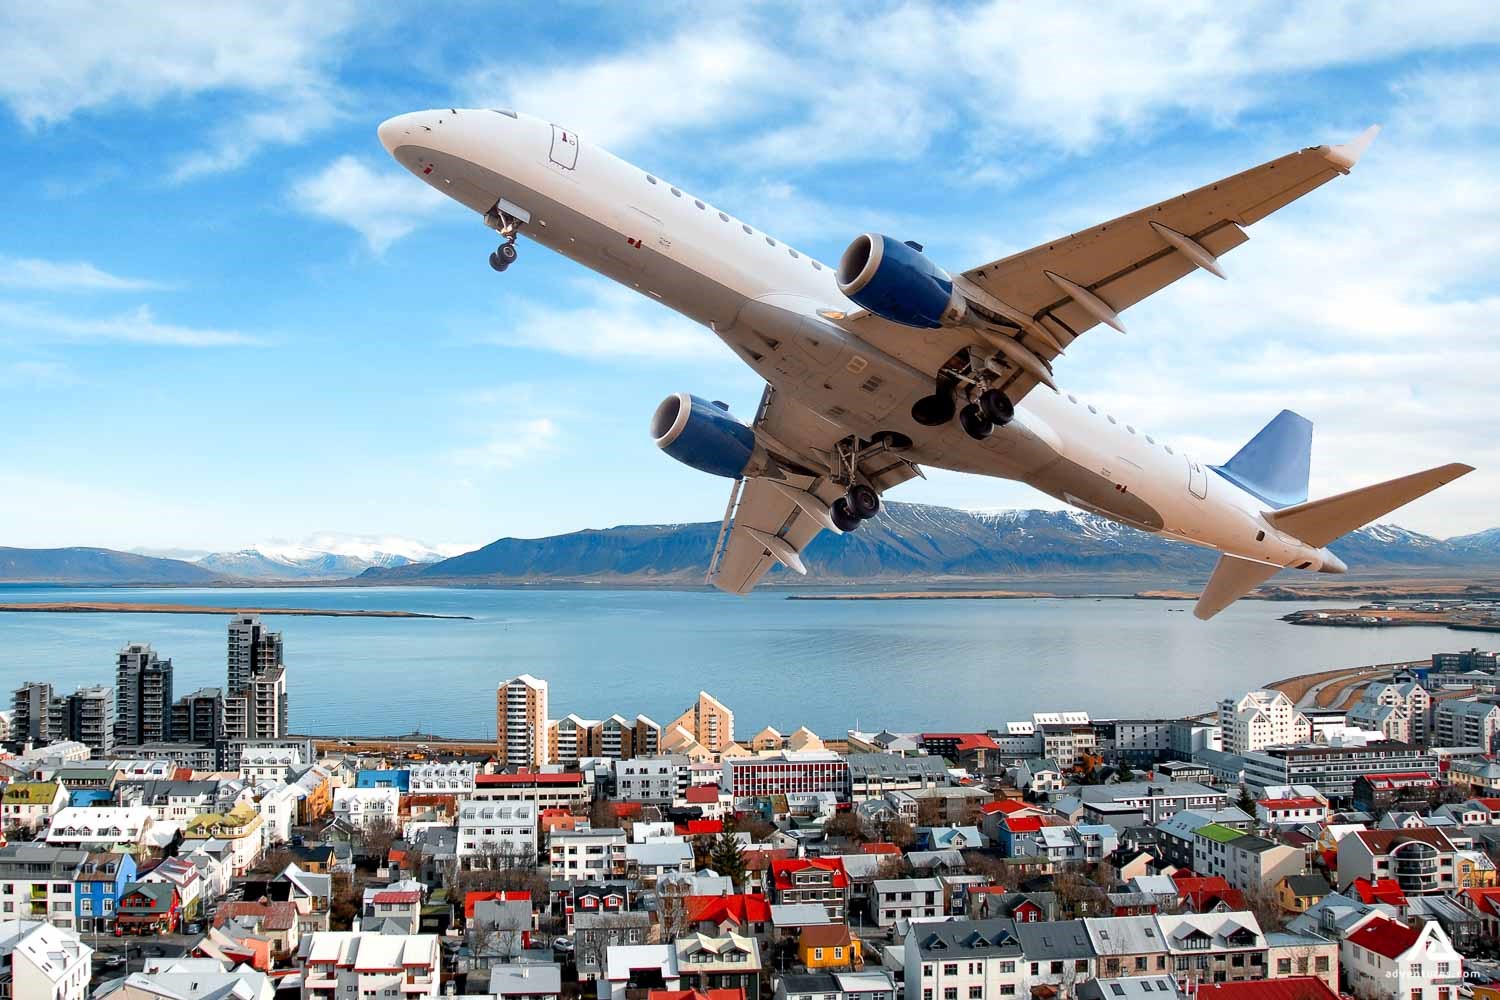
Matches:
[[944, 965, 958, 976]]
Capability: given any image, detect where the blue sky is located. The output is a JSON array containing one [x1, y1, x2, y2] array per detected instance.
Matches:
[[1, 2, 1496, 553]]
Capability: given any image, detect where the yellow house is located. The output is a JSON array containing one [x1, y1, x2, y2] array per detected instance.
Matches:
[[1459, 850, 1499, 888], [799, 924, 862, 969], [1277, 874, 1330, 913], [184, 803, 264, 875]]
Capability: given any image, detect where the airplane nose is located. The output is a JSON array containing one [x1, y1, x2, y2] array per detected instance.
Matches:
[[378, 112, 428, 155]]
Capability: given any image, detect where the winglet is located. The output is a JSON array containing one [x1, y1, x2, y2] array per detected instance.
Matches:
[[1324, 124, 1380, 173]]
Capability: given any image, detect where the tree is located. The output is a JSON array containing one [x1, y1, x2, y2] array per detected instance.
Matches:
[[823, 811, 866, 843], [874, 854, 912, 880], [735, 815, 775, 842], [883, 817, 915, 848], [589, 797, 617, 831], [330, 871, 358, 930], [1236, 786, 1256, 815], [656, 880, 694, 942], [916, 798, 943, 827], [356, 818, 399, 863], [708, 830, 747, 890], [1242, 880, 1289, 933], [1116, 764, 1136, 784]]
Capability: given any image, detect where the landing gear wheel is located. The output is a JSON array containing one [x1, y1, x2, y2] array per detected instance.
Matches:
[[911, 392, 956, 427], [489, 250, 509, 272], [978, 388, 1014, 426], [846, 483, 880, 519], [831, 497, 861, 533], [959, 403, 993, 440], [498, 241, 518, 264]]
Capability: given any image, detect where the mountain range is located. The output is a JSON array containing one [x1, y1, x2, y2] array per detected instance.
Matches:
[[5, 505, 1499, 587]]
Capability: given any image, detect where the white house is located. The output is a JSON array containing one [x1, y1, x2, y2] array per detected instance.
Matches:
[[871, 878, 943, 928], [45, 806, 153, 851], [456, 798, 538, 868], [1341, 915, 1462, 1000], [904, 919, 1026, 1000], [408, 761, 476, 795], [240, 746, 305, 784], [256, 783, 300, 846], [601, 944, 680, 1000], [0, 919, 92, 1000], [301, 931, 441, 999], [332, 786, 400, 834], [0, 782, 68, 834], [550, 829, 628, 879]]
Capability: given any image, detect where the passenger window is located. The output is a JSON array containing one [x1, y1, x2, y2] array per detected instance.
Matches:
[[694, 199, 705, 210], [789, 249, 799, 258], [1165, 446, 1175, 454], [742, 225, 753, 235], [718, 212, 729, 222], [670, 187, 682, 197], [1088, 405, 1098, 414], [1127, 426, 1136, 434], [1107, 415, 1116, 424], [811, 260, 823, 270], [766, 237, 777, 246], [1146, 435, 1155, 444], [1067, 394, 1077, 403], [646, 175, 657, 185]]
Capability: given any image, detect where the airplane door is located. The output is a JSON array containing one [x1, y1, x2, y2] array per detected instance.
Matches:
[[549, 125, 578, 169], [1187, 457, 1208, 499]]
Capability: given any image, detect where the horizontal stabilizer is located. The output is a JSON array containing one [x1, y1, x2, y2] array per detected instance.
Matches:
[[1210, 410, 1312, 509], [1195, 554, 1282, 621], [1267, 463, 1475, 547]]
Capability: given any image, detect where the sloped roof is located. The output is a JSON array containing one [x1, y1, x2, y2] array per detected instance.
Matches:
[[1345, 915, 1421, 959], [1194, 979, 1339, 1000]]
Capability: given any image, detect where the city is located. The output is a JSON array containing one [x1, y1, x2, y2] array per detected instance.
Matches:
[[4, 618, 1500, 1000]]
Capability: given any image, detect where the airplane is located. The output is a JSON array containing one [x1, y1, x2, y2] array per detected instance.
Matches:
[[379, 109, 1473, 619]]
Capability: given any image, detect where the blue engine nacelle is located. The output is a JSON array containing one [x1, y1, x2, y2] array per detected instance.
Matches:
[[836, 233, 967, 329], [650, 393, 756, 479]]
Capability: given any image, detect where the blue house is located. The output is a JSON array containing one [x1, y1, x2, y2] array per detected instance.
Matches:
[[68, 788, 115, 808], [356, 769, 411, 793], [74, 851, 137, 933]]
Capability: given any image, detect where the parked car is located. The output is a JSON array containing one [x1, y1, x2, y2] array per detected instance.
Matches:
[[184, 922, 203, 935]]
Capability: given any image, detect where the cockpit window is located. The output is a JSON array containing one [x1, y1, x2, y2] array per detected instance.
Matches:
[[491, 109, 518, 119]]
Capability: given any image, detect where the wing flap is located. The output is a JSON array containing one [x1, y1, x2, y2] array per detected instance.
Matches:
[[1194, 554, 1282, 621]]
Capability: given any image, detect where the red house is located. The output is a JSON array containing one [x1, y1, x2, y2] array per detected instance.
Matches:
[[770, 859, 849, 921], [685, 894, 772, 936], [115, 882, 180, 936]]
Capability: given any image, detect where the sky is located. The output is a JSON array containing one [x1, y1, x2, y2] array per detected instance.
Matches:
[[1, 1, 1497, 554]]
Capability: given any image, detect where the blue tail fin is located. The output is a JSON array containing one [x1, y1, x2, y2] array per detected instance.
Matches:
[[1209, 409, 1312, 509]]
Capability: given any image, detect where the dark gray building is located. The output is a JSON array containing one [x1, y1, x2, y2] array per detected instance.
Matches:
[[115, 642, 173, 745]]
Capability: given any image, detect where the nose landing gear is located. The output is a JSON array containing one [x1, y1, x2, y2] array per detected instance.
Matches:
[[484, 205, 524, 272]]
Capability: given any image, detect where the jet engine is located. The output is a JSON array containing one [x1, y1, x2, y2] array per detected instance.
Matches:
[[650, 392, 756, 479], [836, 233, 967, 329]]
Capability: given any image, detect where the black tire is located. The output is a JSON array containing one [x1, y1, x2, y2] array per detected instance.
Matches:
[[979, 388, 1014, 426], [847, 483, 880, 519], [489, 251, 508, 272], [911, 393, 956, 426], [831, 497, 861, 532], [959, 403, 993, 440], [498, 242, 518, 263]]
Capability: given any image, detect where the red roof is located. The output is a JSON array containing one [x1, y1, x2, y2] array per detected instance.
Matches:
[[1473, 797, 1500, 811], [612, 802, 644, 819], [371, 890, 420, 905], [1346, 915, 1421, 960], [1360, 772, 1440, 789], [771, 858, 849, 890], [685, 894, 771, 925], [684, 786, 720, 804], [1195, 979, 1339, 1000], [921, 732, 999, 751], [1004, 816, 1043, 834], [1259, 797, 1323, 810], [1349, 878, 1408, 908], [1171, 874, 1247, 912], [860, 842, 901, 855], [676, 819, 725, 836], [980, 800, 1030, 815], [465, 890, 532, 919], [650, 990, 744, 1000], [475, 772, 583, 786], [1462, 887, 1500, 917], [743, 848, 794, 872]]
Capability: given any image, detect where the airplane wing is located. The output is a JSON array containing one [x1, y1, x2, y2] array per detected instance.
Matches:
[[708, 386, 921, 595], [844, 127, 1379, 407]]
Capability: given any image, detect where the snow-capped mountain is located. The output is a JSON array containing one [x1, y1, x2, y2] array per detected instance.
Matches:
[[195, 533, 472, 580]]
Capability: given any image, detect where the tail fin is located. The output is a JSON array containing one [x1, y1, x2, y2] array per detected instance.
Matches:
[[1267, 463, 1474, 547], [1210, 409, 1313, 509], [1195, 554, 1282, 620]]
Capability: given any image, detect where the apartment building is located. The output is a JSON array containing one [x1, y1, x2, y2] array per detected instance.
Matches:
[[0, 844, 89, 928], [115, 642, 173, 746], [301, 931, 442, 1000], [409, 761, 477, 794], [617, 755, 690, 804], [471, 771, 591, 812], [1156, 912, 1268, 988], [0, 920, 92, 1000], [667, 691, 735, 755], [49, 686, 116, 758], [497, 674, 550, 768], [724, 752, 849, 799], [846, 753, 951, 802], [871, 878, 943, 927], [771, 859, 849, 921], [1337, 829, 1459, 897], [12, 681, 54, 744], [170, 687, 223, 743], [1218, 691, 1310, 756], [550, 829, 628, 879], [456, 798, 538, 867], [1238, 742, 1437, 800], [332, 786, 399, 834], [45, 806, 153, 852], [1191, 824, 1305, 892], [903, 918, 1026, 1000], [1, 781, 68, 834], [1433, 698, 1500, 752], [1075, 782, 1228, 826]]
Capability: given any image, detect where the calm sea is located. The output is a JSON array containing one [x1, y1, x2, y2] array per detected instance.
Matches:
[[0, 586, 1489, 738]]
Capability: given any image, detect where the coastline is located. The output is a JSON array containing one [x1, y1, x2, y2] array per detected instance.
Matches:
[[0, 601, 472, 620]]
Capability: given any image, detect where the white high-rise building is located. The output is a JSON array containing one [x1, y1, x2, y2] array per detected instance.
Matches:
[[496, 674, 550, 769], [1218, 690, 1312, 755]]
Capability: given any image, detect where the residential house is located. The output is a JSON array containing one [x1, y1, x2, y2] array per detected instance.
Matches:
[[73, 851, 136, 933], [551, 829, 628, 879], [683, 895, 772, 938], [1276, 875, 1330, 915], [181, 803, 263, 875], [1352, 772, 1443, 815], [625, 839, 695, 885], [1255, 794, 1327, 829], [361, 882, 424, 934], [300, 930, 442, 1000], [1017, 918, 1100, 995], [902, 918, 1025, 1000], [0, 844, 89, 928], [1081, 916, 1169, 982], [871, 879, 942, 928], [800, 923, 862, 970], [45, 806, 153, 852], [139, 855, 201, 921], [117, 779, 219, 823], [0, 919, 92, 1000], [576, 911, 651, 981], [778, 970, 897, 1000], [1337, 829, 1458, 897], [92, 957, 273, 1000], [456, 798, 538, 868], [600, 944, 680, 1000], [675, 932, 762, 997], [115, 881, 180, 935], [1341, 915, 1462, 1000], [1263, 929, 1339, 993], [330, 786, 400, 835], [1, 781, 67, 834], [1191, 824, 1304, 892], [1155, 912, 1268, 989], [214, 899, 302, 962], [771, 859, 849, 921]]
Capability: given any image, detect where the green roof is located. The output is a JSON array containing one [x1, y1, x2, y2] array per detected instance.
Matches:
[[2, 781, 61, 804], [1196, 822, 1244, 844]]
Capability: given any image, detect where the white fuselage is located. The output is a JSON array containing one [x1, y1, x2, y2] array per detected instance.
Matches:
[[379, 109, 1341, 574]]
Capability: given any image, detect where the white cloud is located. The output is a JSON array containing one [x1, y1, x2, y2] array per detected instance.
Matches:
[[0, 302, 259, 347], [0, 256, 162, 292], [289, 155, 448, 252], [450, 416, 561, 473], [0, 1, 360, 174], [0, 359, 77, 386], [475, 278, 735, 363]]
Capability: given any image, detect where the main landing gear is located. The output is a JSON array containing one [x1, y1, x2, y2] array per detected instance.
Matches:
[[828, 439, 893, 533], [832, 483, 880, 533], [485, 206, 524, 272], [912, 379, 1015, 442]]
